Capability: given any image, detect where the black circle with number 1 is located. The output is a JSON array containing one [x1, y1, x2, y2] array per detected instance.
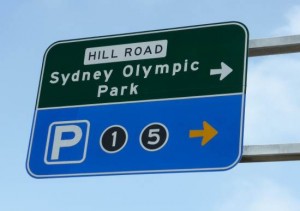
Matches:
[[100, 125, 128, 153], [140, 123, 169, 151]]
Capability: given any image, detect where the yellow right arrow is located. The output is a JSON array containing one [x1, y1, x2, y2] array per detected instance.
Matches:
[[189, 121, 218, 146]]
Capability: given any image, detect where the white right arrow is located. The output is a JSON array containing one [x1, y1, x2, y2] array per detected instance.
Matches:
[[210, 62, 233, 81]]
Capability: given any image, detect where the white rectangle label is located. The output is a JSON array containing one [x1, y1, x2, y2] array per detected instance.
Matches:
[[84, 40, 168, 65]]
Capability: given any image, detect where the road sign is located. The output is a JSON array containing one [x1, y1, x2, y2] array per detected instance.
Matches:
[[26, 22, 248, 178]]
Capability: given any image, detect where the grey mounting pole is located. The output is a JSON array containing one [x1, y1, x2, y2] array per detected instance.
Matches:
[[241, 35, 300, 162], [241, 144, 300, 163], [249, 35, 300, 57]]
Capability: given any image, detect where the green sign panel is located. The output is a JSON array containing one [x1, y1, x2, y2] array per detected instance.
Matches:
[[38, 22, 248, 108]]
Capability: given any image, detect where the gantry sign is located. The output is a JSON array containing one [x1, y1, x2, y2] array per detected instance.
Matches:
[[27, 22, 248, 178]]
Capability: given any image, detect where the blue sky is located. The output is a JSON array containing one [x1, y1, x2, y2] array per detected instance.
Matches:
[[1, 1, 300, 210]]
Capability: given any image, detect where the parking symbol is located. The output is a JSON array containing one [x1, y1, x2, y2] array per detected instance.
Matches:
[[44, 120, 90, 165]]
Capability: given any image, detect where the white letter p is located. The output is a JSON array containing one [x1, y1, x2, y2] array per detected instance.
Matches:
[[51, 125, 82, 160]]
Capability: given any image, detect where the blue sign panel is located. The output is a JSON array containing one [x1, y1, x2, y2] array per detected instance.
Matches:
[[27, 94, 245, 178], [27, 22, 248, 178]]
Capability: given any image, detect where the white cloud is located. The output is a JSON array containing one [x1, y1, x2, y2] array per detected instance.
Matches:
[[274, 5, 300, 35], [214, 179, 300, 211], [244, 55, 300, 145]]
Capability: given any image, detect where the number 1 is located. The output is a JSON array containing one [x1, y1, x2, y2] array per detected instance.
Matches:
[[112, 131, 117, 147]]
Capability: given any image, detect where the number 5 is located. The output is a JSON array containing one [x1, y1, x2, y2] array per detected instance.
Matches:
[[147, 129, 160, 145]]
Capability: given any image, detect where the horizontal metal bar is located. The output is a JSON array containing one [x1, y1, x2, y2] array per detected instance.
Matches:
[[241, 143, 300, 162], [249, 35, 300, 56]]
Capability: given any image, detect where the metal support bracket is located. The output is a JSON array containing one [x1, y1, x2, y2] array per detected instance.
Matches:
[[241, 35, 300, 162]]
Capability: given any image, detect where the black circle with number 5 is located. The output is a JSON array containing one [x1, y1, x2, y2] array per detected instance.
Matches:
[[140, 123, 169, 151], [100, 125, 128, 153]]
